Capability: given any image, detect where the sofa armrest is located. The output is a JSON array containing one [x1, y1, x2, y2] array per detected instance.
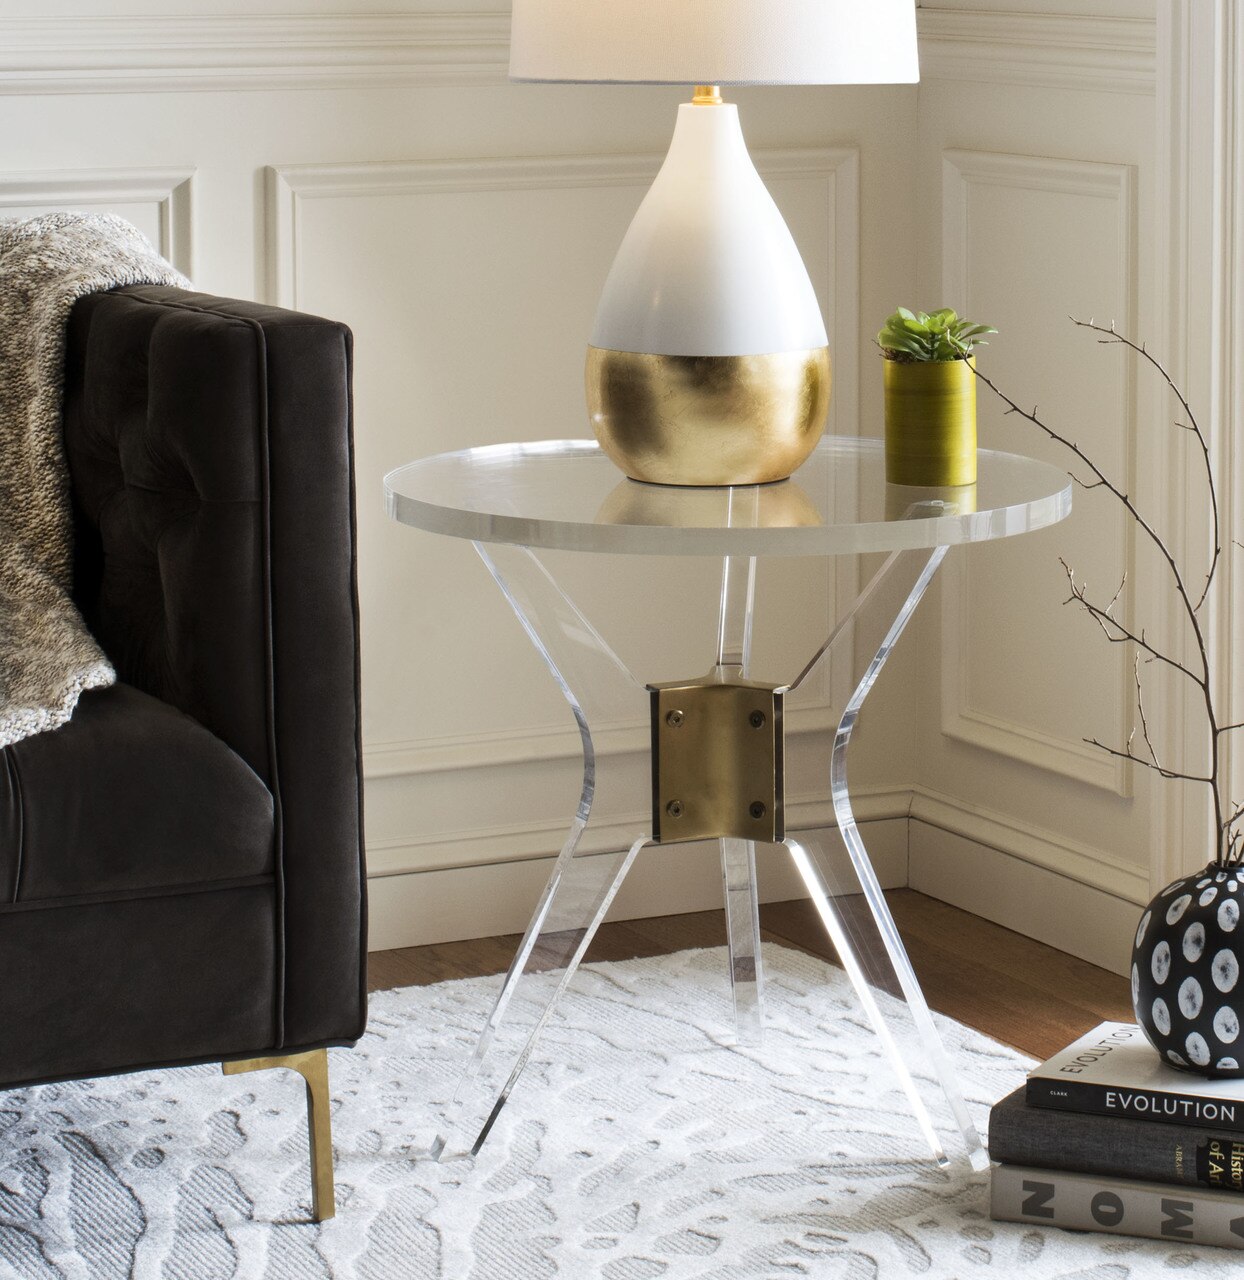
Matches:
[[63, 285, 365, 1048]]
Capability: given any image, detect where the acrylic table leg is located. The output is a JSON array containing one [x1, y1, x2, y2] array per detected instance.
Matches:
[[781, 544, 988, 1171], [433, 526, 986, 1171], [431, 542, 654, 1160], [785, 836, 948, 1163], [715, 549, 766, 1044], [720, 836, 764, 1045], [715, 551, 756, 671]]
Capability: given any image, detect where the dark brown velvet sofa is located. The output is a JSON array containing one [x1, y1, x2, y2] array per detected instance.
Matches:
[[0, 284, 366, 1221]]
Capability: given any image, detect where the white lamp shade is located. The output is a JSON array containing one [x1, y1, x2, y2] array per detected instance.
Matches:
[[510, 0, 919, 85], [591, 103, 826, 356]]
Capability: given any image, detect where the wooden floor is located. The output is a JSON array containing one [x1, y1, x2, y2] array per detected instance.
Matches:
[[368, 889, 1130, 1061]]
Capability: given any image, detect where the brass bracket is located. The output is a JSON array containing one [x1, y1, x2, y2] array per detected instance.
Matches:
[[649, 674, 784, 844]]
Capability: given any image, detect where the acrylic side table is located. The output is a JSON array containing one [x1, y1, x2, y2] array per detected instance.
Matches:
[[384, 436, 1071, 1171]]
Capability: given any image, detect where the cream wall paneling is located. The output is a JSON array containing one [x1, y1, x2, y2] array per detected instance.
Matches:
[[916, 9, 1156, 95], [1210, 4, 1244, 888], [369, 816, 911, 951], [366, 781, 906, 883], [268, 148, 862, 884], [1148, 0, 1210, 889], [919, 0, 1154, 16], [0, 168, 193, 276], [1151, 0, 1244, 892], [0, 13, 510, 95], [362, 704, 859, 881], [0, 9, 1157, 99], [939, 148, 1138, 798]]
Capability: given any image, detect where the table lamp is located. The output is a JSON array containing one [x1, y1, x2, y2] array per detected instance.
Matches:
[[511, 0, 919, 487]]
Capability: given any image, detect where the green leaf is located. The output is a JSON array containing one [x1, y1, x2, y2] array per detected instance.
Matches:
[[882, 336, 927, 357], [880, 333, 924, 356], [881, 306, 995, 359]]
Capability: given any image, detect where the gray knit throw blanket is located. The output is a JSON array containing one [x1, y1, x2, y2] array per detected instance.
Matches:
[[0, 213, 188, 748]]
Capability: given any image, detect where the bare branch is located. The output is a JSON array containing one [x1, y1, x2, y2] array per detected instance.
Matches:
[[1225, 803, 1244, 866], [1227, 828, 1244, 869], [1225, 823, 1244, 868], [1060, 558, 1202, 686], [1133, 652, 1161, 769], [1072, 317, 1220, 611], [1084, 736, 1213, 783], [972, 344, 1224, 847], [1104, 573, 1127, 618], [971, 361, 1206, 663]]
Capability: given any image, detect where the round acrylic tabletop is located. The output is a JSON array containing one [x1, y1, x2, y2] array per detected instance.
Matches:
[[384, 437, 1071, 557]]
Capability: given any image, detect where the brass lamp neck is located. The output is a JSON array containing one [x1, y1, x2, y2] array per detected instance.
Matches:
[[691, 85, 724, 106]]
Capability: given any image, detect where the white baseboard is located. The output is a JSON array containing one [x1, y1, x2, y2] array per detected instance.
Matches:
[[366, 782, 1144, 983], [910, 787, 1150, 906], [366, 818, 909, 951], [908, 817, 1137, 977]]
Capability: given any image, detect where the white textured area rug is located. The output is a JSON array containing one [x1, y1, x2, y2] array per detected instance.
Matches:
[[0, 943, 1235, 1279]]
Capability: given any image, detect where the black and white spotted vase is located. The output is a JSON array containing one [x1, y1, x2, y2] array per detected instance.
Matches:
[[1132, 863, 1244, 1077]]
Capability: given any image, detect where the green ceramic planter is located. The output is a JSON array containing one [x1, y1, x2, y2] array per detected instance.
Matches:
[[884, 356, 977, 487]]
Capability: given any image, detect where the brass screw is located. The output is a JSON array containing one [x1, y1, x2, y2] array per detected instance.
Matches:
[[748, 710, 766, 728], [666, 709, 684, 727], [749, 801, 766, 819], [667, 800, 684, 818]]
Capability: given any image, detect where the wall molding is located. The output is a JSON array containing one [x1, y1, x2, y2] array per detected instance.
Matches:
[[917, 9, 1157, 96], [0, 10, 1157, 99], [940, 147, 1138, 797], [363, 702, 843, 781], [0, 167, 194, 275], [365, 708, 853, 878], [367, 778, 1150, 957], [368, 816, 910, 950], [366, 762, 1150, 907], [267, 147, 859, 311], [910, 784, 1150, 908], [368, 781, 913, 879], [1149, 1, 1244, 889], [0, 12, 510, 95]]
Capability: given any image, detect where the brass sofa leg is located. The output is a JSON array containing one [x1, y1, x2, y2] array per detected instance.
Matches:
[[222, 1048, 335, 1222]]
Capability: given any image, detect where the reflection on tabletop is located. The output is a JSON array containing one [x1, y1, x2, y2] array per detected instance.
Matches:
[[595, 476, 824, 528], [886, 481, 978, 521]]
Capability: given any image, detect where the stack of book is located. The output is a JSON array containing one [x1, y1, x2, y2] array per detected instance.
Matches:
[[990, 1021, 1244, 1248]]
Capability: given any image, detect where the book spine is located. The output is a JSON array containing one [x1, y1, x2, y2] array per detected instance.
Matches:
[[1026, 1077, 1244, 1133], [991, 1164, 1244, 1248], [992, 1098, 1244, 1192]]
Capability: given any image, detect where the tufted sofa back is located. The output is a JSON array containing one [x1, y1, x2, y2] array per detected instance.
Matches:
[[61, 285, 365, 1049], [64, 287, 272, 780]]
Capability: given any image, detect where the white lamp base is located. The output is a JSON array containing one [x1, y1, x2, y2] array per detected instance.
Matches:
[[587, 97, 831, 485]]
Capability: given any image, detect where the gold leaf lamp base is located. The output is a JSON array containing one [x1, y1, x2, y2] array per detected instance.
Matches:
[[586, 345, 831, 487]]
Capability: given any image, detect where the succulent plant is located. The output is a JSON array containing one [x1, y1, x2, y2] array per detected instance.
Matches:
[[878, 307, 997, 362]]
